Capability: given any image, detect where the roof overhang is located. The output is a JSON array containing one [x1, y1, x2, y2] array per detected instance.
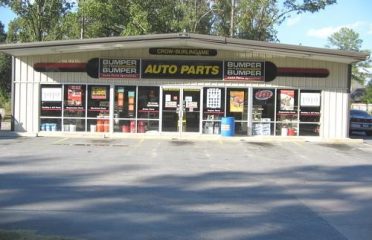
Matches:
[[0, 33, 369, 64]]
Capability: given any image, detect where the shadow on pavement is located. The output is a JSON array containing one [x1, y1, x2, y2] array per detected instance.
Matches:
[[1, 158, 371, 240]]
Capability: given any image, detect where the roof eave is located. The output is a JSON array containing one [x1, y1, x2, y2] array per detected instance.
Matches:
[[0, 33, 369, 64]]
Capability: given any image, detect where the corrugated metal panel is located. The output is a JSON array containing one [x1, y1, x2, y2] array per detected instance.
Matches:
[[12, 49, 351, 137], [322, 90, 349, 138], [17, 49, 348, 91]]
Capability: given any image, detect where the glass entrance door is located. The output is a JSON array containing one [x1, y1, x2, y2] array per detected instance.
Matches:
[[162, 88, 201, 133]]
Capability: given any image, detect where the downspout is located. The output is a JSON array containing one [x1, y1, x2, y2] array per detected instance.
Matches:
[[347, 64, 352, 137], [11, 56, 15, 131]]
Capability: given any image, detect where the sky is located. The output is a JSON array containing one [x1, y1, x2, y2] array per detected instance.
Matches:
[[276, 0, 372, 51], [0, 0, 372, 52]]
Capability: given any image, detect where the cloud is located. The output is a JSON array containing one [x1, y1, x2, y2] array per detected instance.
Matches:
[[286, 16, 301, 27], [307, 27, 339, 39], [368, 24, 372, 35], [306, 21, 367, 39]]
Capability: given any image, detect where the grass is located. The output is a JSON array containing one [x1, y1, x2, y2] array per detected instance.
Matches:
[[0, 230, 82, 240]]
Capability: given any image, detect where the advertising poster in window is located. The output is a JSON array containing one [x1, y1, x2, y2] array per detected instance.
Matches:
[[41, 86, 62, 115], [117, 87, 124, 107], [42, 88, 62, 102], [301, 92, 320, 107], [230, 91, 244, 113], [206, 88, 221, 109], [146, 89, 159, 108], [91, 86, 107, 100], [67, 85, 82, 106], [280, 90, 295, 111], [128, 91, 135, 116]]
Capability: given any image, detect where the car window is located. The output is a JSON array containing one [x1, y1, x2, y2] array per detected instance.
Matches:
[[350, 110, 370, 117]]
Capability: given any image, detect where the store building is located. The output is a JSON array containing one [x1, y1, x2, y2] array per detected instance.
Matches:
[[0, 33, 369, 138]]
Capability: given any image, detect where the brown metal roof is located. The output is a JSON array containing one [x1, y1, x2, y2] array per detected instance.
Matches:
[[0, 33, 369, 63]]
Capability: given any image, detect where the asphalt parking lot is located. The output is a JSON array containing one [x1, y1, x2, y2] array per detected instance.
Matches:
[[1, 136, 372, 240]]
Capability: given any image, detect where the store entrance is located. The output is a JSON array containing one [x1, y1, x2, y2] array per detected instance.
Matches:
[[162, 88, 201, 133]]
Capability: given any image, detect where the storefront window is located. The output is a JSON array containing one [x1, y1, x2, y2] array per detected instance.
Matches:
[[114, 86, 137, 132], [137, 86, 160, 133], [40, 85, 63, 117], [40, 119, 61, 132], [87, 85, 110, 118], [137, 87, 160, 119], [276, 89, 299, 136], [63, 119, 86, 132], [87, 85, 110, 133], [299, 90, 321, 136], [64, 85, 86, 118], [202, 87, 225, 134], [227, 88, 248, 135], [40, 85, 63, 131], [252, 88, 275, 136]]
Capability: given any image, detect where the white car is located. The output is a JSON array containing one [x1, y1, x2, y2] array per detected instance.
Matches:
[[350, 109, 372, 136]]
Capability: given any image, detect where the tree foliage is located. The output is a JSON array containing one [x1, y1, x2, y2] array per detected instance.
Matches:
[[74, 0, 213, 38], [0, 0, 75, 42], [0, 22, 6, 42], [58, 0, 336, 41], [327, 27, 371, 86], [327, 27, 362, 51], [362, 81, 372, 104], [212, 0, 336, 41], [0, 21, 11, 105]]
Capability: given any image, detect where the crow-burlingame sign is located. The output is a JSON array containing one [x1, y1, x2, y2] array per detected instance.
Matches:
[[149, 48, 217, 56]]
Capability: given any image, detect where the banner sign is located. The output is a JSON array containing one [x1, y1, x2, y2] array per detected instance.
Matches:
[[99, 59, 140, 79], [224, 61, 265, 81], [141, 60, 223, 80], [149, 48, 217, 56]]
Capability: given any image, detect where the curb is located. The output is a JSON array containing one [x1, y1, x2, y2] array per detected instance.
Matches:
[[0, 131, 365, 144]]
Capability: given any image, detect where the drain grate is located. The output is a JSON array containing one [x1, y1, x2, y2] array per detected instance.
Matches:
[[318, 143, 355, 151], [246, 142, 275, 147], [170, 140, 194, 146]]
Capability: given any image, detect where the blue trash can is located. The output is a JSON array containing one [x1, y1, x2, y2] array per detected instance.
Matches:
[[221, 117, 235, 137]]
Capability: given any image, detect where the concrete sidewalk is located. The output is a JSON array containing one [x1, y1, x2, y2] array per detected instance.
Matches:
[[0, 137, 372, 239]]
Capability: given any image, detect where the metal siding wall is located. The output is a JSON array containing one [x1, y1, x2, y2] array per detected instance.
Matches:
[[14, 50, 350, 137], [23, 50, 349, 91], [13, 58, 22, 131], [322, 90, 349, 138]]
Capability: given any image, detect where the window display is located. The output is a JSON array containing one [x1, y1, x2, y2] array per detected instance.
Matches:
[[299, 90, 321, 136], [138, 87, 160, 119], [38, 83, 322, 136], [40, 85, 62, 117], [114, 86, 137, 132], [252, 89, 275, 136], [88, 85, 110, 118], [64, 85, 86, 118], [276, 89, 299, 136], [87, 85, 110, 132], [137, 86, 160, 132], [227, 88, 248, 135], [203, 88, 225, 134]]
